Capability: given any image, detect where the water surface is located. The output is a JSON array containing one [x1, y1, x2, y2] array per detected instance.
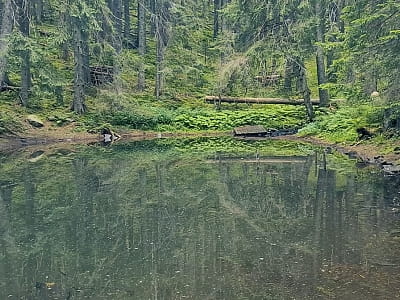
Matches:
[[1, 137, 400, 299]]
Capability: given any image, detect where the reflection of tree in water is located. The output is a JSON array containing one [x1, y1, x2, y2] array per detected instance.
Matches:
[[0, 147, 400, 299]]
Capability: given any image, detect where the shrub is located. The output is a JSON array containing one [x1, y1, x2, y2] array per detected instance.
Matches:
[[299, 105, 383, 142]]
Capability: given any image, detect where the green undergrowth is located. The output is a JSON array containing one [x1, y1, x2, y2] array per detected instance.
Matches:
[[81, 103, 307, 132], [0, 103, 25, 134], [171, 105, 307, 131], [299, 104, 383, 143]]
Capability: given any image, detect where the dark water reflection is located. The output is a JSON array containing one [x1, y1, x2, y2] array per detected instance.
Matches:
[[1, 137, 400, 299]]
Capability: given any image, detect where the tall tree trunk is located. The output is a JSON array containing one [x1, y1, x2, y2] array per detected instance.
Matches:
[[283, 59, 293, 93], [71, 18, 86, 114], [137, 0, 146, 91], [315, 0, 329, 107], [0, 0, 14, 88], [82, 29, 90, 85], [34, 0, 43, 23], [18, 0, 31, 106], [60, 11, 70, 61], [213, 0, 221, 38], [112, 0, 123, 93], [299, 61, 315, 120], [113, 0, 123, 51], [154, 0, 169, 98], [155, 13, 163, 98], [149, 0, 156, 34], [123, 0, 131, 45]]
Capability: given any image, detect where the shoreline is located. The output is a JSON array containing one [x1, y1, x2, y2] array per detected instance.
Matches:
[[0, 129, 227, 153], [1, 128, 399, 173]]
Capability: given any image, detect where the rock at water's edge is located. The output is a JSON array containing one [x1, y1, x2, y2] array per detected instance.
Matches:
[[27, 115, 44, 128]]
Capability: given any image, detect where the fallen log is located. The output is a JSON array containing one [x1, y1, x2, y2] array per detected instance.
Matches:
[[205, 96, 321, 105]]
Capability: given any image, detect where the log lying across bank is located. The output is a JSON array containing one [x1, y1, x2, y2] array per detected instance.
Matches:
[[205, 96, 321, 105]]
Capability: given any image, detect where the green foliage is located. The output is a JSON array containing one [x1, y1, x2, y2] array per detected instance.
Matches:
[[330, 1, 400, 101], [110, 109, 174, 129], [299, 105, 383, 143], [172, 105, 306, 131], [1, 0, 399, 143], [0, 107, 24, 134], [82, 104, 175, 130]]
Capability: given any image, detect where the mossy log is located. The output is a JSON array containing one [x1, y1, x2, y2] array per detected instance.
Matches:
[[205, 96, 321, 105]]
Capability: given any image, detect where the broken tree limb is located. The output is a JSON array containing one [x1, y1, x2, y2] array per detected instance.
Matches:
[[205, 96, 321, 105], [0, 84, 21, 92]]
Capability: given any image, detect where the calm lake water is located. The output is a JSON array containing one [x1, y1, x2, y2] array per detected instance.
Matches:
[[1, 137, 400, 299]]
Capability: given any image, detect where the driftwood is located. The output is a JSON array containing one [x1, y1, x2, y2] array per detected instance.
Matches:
[[205, 96, 321, 105]]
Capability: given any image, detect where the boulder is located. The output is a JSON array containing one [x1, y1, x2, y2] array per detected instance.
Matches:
[[27, 115, 44, 128]]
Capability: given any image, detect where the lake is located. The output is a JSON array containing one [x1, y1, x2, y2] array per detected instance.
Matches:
[[1, 137, 400, 299]]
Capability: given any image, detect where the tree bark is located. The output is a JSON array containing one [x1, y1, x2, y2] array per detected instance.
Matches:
[[149, 0, 156, 34], [111, 0, 123, 93], [137, 0, 146, 91], [154, 0, 169, 98], [205, 96, 321, 105], [71, 18, 87, 114], [60, 11, 70, 61], [17, 0, 32, 106], [113, 0, 123, 52], [123, 0, 130, 44], [283, 59, 293, 93], [33, 0, 43, 23], [155, 13, 163, 98], [82, 28, 90, 85], [0, 0, 14, 88], [315, 0, 329, 107], [299, 62, 315, 120], [213, 0, 221, 38]]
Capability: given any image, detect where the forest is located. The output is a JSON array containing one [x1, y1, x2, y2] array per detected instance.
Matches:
[[0, 0, 399, 144], [2, 1, 400, 298]]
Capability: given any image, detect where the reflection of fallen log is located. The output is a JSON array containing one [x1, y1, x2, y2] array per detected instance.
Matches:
[[206, 157, 308, 164], [233, 125, 297, 137], [205, 96, 321, 105]]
